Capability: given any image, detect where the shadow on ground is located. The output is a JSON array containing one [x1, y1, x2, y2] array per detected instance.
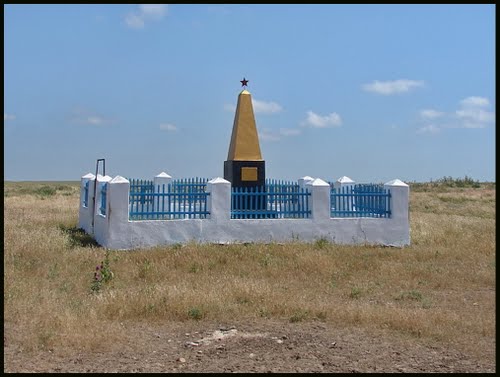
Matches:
[[59, 225, 100, 248]]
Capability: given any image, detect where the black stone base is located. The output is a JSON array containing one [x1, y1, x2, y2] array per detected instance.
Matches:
[[224, 160, 265, 189], [224, 160, 266, 211]]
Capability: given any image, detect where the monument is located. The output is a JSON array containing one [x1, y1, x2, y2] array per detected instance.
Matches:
[[224, 78, 266, 191], [77, 77, 410, 250]]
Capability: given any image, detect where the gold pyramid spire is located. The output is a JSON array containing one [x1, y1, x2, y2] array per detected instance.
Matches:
[[227, 89, 263, 161]]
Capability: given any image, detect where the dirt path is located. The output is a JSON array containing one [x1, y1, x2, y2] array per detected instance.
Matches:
[[4, 320, 494, 373]]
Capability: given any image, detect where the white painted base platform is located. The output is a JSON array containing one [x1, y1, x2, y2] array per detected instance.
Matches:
[[79, 173, 410, 250]]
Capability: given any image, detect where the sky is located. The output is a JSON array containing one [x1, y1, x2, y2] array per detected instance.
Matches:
[[4, 4, 496, 183]]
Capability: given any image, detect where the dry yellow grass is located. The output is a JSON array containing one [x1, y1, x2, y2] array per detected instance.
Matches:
[[3, 181, 495, 360]]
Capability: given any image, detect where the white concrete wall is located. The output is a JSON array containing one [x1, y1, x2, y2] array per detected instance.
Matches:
[[78, 173, 95, 233], [78, 173, 410, 250]]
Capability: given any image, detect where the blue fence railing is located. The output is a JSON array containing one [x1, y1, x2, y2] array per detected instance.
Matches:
[[129, 183, 210, 220], [128, 177, 209, 203], [125, 177, 390, 220], [99, 182, 107, 216], [128, 178, 154, 205], [330, 184, 391, 218], [129, 178, 154, 190], [171, 177, 209, 194], [231, 184, 311, 219]]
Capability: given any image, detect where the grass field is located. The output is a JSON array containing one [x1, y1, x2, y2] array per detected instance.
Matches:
[[3, 179, 495, 362]]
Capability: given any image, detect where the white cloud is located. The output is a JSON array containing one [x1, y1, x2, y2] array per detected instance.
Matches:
[[223, 99, 283, 114], [252, 99, 283, 114], [125, 13, 145, 29], [86, 116, 107, 125], [460, 96, 490, 108], [416, 96, 495, 132], [258, 127, 301, 142], [455, 109, 494, 128], [279, 128, 301, 136], [455, 96, 495, 128], [301, 110, 342, 128], [259, 128, 281, 142], [139, 4, 167, 18], [362, 79, 424, 95], [417, 124, 440, 134], [70, 108, 113, 126], [4, 113, 16, 121], [420, 109, 444, 119], [125, 4, 168, 29], [159, 123, 177, 131]]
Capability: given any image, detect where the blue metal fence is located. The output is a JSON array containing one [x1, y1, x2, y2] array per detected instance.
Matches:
[[129, 183, 210, 220], [231, 183, 311, 219], [330, 184, 391, 218], [128, 178, 154, 205], [171, 177, 209, 194], [128, 177, 209, 202], [99, 182, 107, 216], [126, 177, 389, 220], [265, 179, 300, 194]]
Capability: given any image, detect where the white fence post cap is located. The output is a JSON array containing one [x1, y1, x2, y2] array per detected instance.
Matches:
[[208, 177, 230, 184], [309, 178, 330, 187], [82, 173, 95, 179], [156, 172, 172, 178], [97, 174, 112, 181], [110, 175, 130, 184], [337, 176, 354, 183], [384, 179, 408, 187]]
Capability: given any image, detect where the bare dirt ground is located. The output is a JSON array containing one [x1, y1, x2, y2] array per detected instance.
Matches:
[[4, 319, 495, 373]]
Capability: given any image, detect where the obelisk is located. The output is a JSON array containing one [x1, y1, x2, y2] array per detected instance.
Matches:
[[224, 78, 266, 192]]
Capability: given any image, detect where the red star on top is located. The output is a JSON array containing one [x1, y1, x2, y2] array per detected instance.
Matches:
[[240, 78, 249, 87]]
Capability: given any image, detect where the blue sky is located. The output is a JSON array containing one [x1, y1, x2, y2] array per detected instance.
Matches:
[[4, 4, 495, 183]]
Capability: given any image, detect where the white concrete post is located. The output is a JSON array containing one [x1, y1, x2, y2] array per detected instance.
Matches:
[[92, 175, 113, 246], [333, 176, 355, 214], [298, 176, 314, 191], [384, 179, 409, 222], [206, 177, 231, 221], [154, 171, 172, 193], [78, 173, 95, 233], [96, 175, 131, 249], [333, 176, 355, 190], [383, 179, 410, 246], [307, 178, 331, 221], [108, 176, 131, 223], [94, 175, 113, 218]]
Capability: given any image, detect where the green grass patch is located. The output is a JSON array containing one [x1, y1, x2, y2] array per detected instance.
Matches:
[[395, 290, 423, 301], [349, 287, 363, 299], [289, 309, 309, 323], [4, 181, 79, 197], [187, 307, 204, 320], [408, 176, 488, 192]]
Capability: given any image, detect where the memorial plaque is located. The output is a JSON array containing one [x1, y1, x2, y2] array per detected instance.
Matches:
[[241, 167, 258, 181]]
